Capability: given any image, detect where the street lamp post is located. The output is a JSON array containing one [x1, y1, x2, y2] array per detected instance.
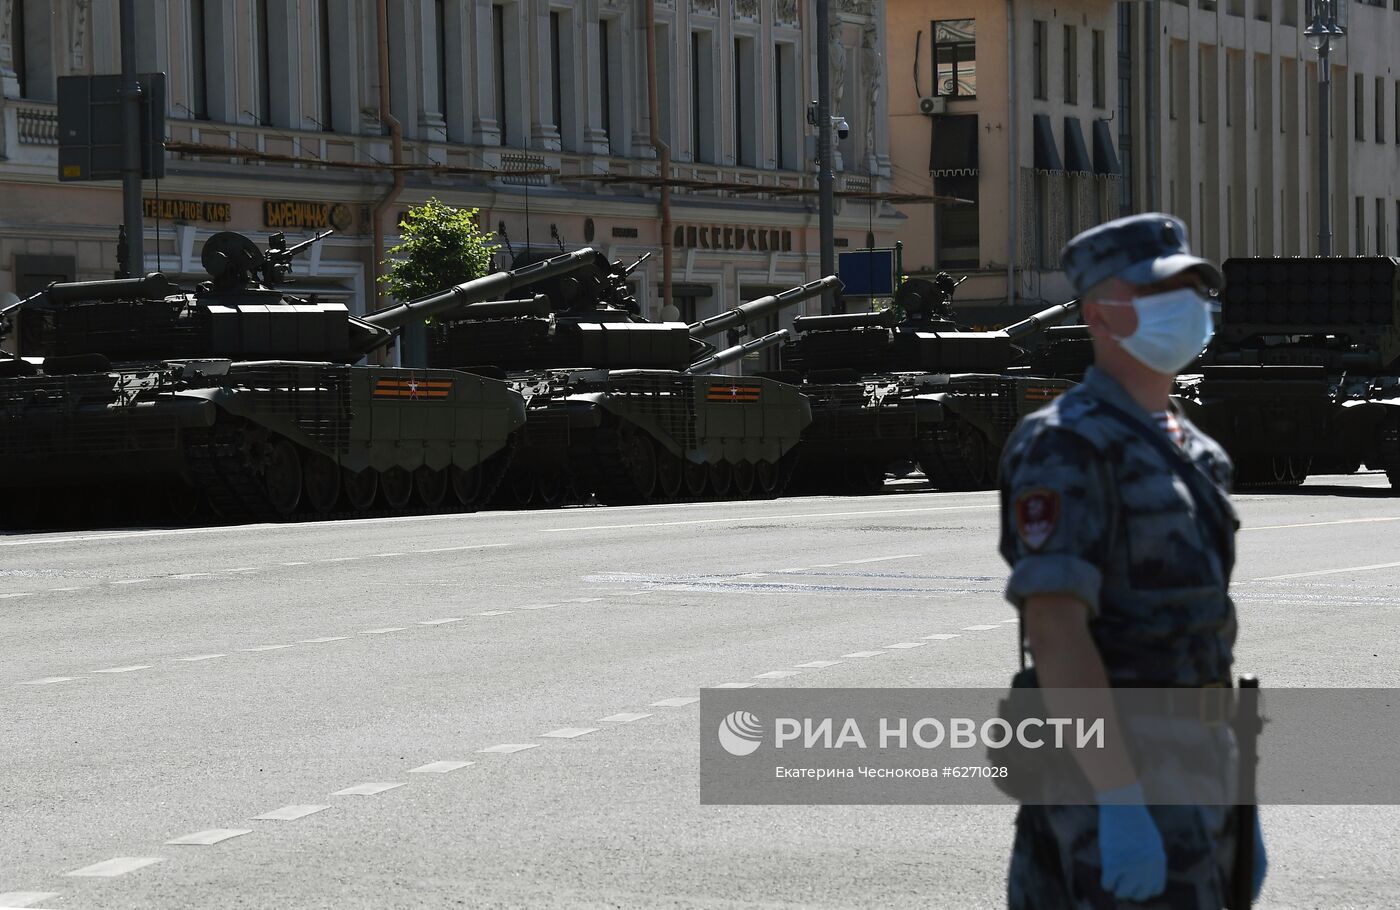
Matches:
[[815, 0, 836, 313], [1305, 0, 1346, 257]]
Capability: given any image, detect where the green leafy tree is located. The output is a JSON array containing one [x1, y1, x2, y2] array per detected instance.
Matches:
[[379, 198, 498, 302]]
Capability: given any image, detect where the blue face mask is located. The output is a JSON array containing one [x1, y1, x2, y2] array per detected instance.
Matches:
[[1102, 288, 1215, 375]]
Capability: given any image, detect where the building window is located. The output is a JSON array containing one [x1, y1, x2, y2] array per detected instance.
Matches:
[[10, 0, 24, 98], [1356, 196, 1365, 255], [936, 176, 979, 269], [775, 42, 798, 170], [1063, 25, 1078, 105], [691, 30, 716, 164], [1355, 74, 1365, 141], [733, 37, 756, 167], [550, 12, 563, 134], [932, 19, 976, 98], [254, 0, 272, 125], [1032, 20, 1047, 100], [434, 0, 448, 123], [1224, 54, 1233, 126], [654, 25, 673, 149], [1378, 198, 1387, 255], [599, 19, 616, 153], [316, 0, 334, 130], [1395, 80, 1400, 144], [190, 0, 210, 119], [493, 5, 510, 146], [1377, 77, 1386, 143], [1197, 47, 1206, 123], [1116, 3, 1133, 215], [1091, 29, 1105, 109]]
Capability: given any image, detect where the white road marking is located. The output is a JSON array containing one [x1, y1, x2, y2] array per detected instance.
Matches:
[[281, 562, 309, 567], [418, 544, 509, 554], [417, 618, 463, 625], [110, 579, 149, 585], [223, 568, 260, 573], [734, 572, 769, 578], [651, 697, 699, 707], [0, 593, 34, 599], [174, 654, 226, 662], [18, 677, 78, 685], [170, 573, 211, 579], [0, 892, 58, 908], [332, 782, 405, 796], [299, 636, 347, 643], [364, 553, 404, 558], [795, 660, 844, 669], [809, 564, 839, 568], [359, 627, 406, 635], [841, 554, 921, 565], [622, 592, 649, 596], [49, 587, 84, 592], [922, 634, 962, 641], [544, 504, 990, 534], [1000, 618, 1020, 624], [842, 650, 886, 658], [541, 727, 599, 739], [884, 642, 926, 649], [165, 829, 252, 846], [254, 805, 330, 821], [92, 665, 151, 674], [1255, 560, 1400, 581], [321, 557, 360, 563], [476, 610, 514, 616], [477, 743, 539, 754], [961, 624, 1001, 631], [567, 597, 603, 603], [1243, 516, 1400, 532], [600, 713, 651, 723], [240, 645, 293, 652], [711, 682, 756, 689], [515, 604, 555, 610], [409, 761, 474, 773], [754, 670, 802, 679], [66, 857, 162, 877]]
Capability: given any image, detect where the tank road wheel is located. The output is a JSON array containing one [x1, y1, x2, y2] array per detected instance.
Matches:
[[303, 453, 342, 514], [534, 473, 571, 509], [683, 459, 708, 498], [1288, 456, 1312, 486], [925, 423, 994, 491], [415, 466, 450, 509], [164, 481, 203, 524], [450, 464, 485, 509], [732, 460, 757, 498], [755, 460, 782, 499], [845, 461, 885, 494], [263, 439, 304, 517], [343, 468, 379, 511], [708, 460, 734, 499], [379, 467, 414, 509], [617, 428, 658, 502], [1269, 456, 1291, 486], [656, 454, 684, 501]]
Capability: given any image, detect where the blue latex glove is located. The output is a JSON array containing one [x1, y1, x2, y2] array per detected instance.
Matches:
[[1096, 783, 1168, 901], [1252, 813, 1267, 901]]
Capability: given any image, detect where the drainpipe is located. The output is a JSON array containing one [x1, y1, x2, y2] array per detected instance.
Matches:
[[372, 0, 406, 309], [1144, 2, 1159, 211], [645, 0, 673, 316], [1006, 0, 1017, 308]]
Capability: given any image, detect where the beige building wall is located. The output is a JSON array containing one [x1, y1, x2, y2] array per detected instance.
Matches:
[[0, 0, 898, 361], [886, 0, 1120, 316]]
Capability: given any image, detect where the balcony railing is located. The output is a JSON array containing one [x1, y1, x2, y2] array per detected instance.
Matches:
[[16, 101, 58, 146]]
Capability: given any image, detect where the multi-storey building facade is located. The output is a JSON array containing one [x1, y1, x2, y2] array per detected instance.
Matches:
[[0, 0, 897, 368], [888, 0, 1400, 317]]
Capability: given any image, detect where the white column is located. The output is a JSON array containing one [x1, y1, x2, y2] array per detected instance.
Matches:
[[468, 0, 499, 144]]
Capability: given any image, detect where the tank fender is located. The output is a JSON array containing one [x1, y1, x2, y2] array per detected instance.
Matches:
[[921, 390, 996, 438], [559, 393, 606, 430], [909, 394, 947, 421]]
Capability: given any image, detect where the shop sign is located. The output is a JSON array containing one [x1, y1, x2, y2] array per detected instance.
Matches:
[[142, 197, 232, 223], [674, 224, 793, 253], [264, 200, 355, 232]]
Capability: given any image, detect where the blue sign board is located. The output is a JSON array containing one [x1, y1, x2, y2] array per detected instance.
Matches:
[[837, 249, 896, 297]]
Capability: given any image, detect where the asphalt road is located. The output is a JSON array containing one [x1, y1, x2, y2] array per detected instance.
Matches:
[[2, 474, 1398, 909]]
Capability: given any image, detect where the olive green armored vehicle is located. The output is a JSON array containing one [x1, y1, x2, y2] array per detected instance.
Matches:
[[424, 250, 837, 506], [0, 232, 596, 527], [776, 277, 1079, 492]]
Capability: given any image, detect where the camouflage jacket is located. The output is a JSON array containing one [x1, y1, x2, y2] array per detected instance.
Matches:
[[998, 366, 1239, 686]]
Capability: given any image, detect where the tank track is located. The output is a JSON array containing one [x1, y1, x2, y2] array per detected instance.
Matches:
[[1231, 456, 1309, 490], [919, 420, 997, 491], [578, 424, 796, 506]]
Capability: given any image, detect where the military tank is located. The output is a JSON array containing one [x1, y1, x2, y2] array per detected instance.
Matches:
[[775, 276, 1080, 492], [1174, 256, 1400, 489], [424, 250, 837, 506], [0, 232, 599, 527]]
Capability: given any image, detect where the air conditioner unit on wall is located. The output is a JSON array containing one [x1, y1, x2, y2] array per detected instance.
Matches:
[[919, 96, 946, 116]]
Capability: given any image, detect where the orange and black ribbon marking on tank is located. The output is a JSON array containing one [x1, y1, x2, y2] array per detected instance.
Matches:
[[373, 376, 453, 400], [706, 383, 763, 403], [1023, 386, 1063, 403]]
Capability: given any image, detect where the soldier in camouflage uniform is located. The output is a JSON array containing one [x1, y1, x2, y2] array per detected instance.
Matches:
[[997, 213, 1267, 908]]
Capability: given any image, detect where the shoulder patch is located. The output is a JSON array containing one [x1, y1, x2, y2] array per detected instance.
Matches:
[[1014, 488, 1061, 551]]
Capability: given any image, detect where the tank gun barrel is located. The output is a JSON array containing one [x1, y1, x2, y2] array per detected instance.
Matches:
[[452, 295, 552, 320], [792, 309, 900, 333], [362, 248, 598, 332], [689, 276, 843, 340], [43, 273, 182, 305], [686, 328, 791, 374], [999, 299, 1081, 342]]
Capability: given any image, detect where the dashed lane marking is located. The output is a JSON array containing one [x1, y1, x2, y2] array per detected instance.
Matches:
[[280, 562, 309, 567], [795, 660, 844, 669], [1254, 560, 1400, 581], [359, 627, 406, 635], [711, 682, 756, 689], [364, 553, 404, 559], [600, 713, 651, 723], [170, 573, 211, 579], [566, 597, 603, 603], [0, 593, 34, 599], [651, 697, 699, 707], [515, 604, 556, 610], [174, 654, 226, 662], [842, 651, 886, 659], [884, 642, 926, 649], [544, 504, 989, 534], [477, 743, 539, 754], [0, 892, 58, 908], [961, 624, 1001, 631], [65, 858, 162, 877], [541, 727, 599, 739], [922, 634, 962, 641], [165, 829, 252, 846], [1000, 618, 1019, 624], [109, 579, 149, 585], [408, 761, 474, 773], [476, 610, 514, 616], [18, 677, 78, 685], [299, 636, 347, 644], [240, 645, 293, 652], [332, 782, 405, 796], [1243, 516, 1400, 532], [417, 618, 463, 625], [840, 554, 921, 565], [419, 544, 509, 554], [223, 568, 260, 573], [254, 805, 330, 821], [754, 670, 802, 679], [92, 665, 151, 674]]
